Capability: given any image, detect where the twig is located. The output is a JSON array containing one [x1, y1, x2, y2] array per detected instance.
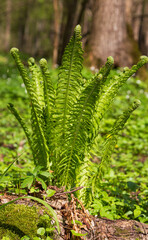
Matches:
[[54, 186, 84, 196]]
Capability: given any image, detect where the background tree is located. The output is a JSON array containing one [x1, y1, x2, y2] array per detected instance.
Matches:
[[4, 0, 11, 51], [137, 0, 148, 56], [126, 0, 148, 68], [89, 0, 134, 67], [57, 0, 89, 64], [52, 0, 62, 67], [0, 0, 147, 69]]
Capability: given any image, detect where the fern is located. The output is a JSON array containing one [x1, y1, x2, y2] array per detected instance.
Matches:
[[28, 57, 44, 107], [56, 57, 114, 186], [40, 58, 55, 152], [8, 26, 148, 204], [53, 25, 83, 160], [7, 103, 32, 151], [90, 57, 148, 147], [10, 48, 49, 170]]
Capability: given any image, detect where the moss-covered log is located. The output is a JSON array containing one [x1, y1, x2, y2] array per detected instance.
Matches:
[[0, 203, 54, 240]]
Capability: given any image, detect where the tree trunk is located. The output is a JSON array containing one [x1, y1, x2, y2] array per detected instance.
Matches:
[[89, 0, 133, 67], [17, 0, 33, 52], [53, 0, 63, 67], [138, 0, 148, 56], [132, 0, 142, 42], [57, 0, 80, 65], [79, 0, 93, 47], [5, 0, 12, 51], [125, 0, 133, 25], [127, 0, 148, 68]]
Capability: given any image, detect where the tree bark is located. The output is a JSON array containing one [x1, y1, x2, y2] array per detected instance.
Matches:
[[138, 0, 148, 56], [5, 0, 12, 51], [17, 0, 30, 51], [92, 218, 148, 240], [125, 0, 133, 25], [80, 0, 93, 47], [126, 0, 148, 68], [89, 0, 133, 67], [53, 0, 63, 67], [132, 0, 142, 42], [57, 0, 80, 65]]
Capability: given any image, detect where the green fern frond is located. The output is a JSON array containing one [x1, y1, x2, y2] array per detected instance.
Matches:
[[28, 57, 44, 107], [7, 103, 36, 163], [10, 48, 43, 119], [56, 73, 103, 186], [75, 156, 93, 206], [56, 56, 114, 187], [40, 58, 55, 150], [91, 99, 141, 193], [10, 48, 36, 103], [10, 48, 49, 170], [7, 103, 32, 147], [30, 107, 49, 169], [54, 25, 84, 151], [91, 56, 148, 145], [39, 58, 55, 112]]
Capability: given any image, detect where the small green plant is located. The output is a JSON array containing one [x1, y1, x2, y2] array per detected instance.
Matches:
[[21, 166, 52, 192], [8, 25, 148, 204]]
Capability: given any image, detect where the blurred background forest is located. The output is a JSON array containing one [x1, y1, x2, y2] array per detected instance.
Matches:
[[0, 0, 148, 68]]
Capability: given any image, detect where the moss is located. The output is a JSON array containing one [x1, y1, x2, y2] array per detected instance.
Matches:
[[114, 226, 130, 238], [0, 203, 53, 240], [133, 225, 142, 233], [0, 227, 21, 240]]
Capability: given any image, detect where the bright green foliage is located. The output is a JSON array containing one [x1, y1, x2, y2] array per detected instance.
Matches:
[[90, 60, 148, 145], [8, 25, 148, 204], [9, 48, 49, 170]]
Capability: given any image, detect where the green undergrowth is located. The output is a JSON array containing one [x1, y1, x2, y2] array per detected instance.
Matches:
[[0, 52, 148, 222], [0, 204, 55, 240]]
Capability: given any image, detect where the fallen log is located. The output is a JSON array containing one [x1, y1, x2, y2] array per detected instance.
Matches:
[[0, 189, 148, 240]]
